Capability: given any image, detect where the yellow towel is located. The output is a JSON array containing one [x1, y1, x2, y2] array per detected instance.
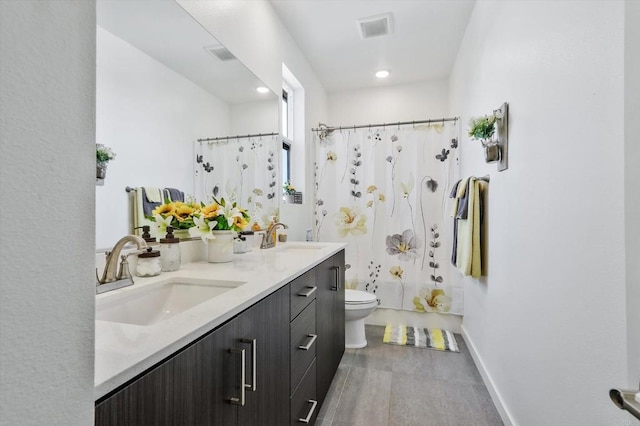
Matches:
[[456, 177, 475, 275], [470, 179, 487, 277], [455, 178, 487, 278]]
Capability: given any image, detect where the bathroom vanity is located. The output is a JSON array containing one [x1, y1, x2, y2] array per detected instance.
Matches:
[[94, 242, 345, 426]]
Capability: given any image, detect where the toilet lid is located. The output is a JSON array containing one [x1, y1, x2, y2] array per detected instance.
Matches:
[[345, 289, 377, 304]]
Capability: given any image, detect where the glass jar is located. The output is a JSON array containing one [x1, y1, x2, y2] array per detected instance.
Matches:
[[136, 248, 161, 277], [159, 227, 181, 272]]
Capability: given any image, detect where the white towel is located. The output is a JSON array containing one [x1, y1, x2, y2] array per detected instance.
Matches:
[[143, 187, 162, 203]]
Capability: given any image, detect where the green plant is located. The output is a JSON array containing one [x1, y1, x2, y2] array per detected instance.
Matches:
[[283, 182, 296, 195], [97, 143, 116, 165], [468, 115, 497, 142]]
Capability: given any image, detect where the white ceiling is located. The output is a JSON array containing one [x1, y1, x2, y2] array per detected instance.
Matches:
[[97, 0, 276, 104], [270, 0, 476, 93]]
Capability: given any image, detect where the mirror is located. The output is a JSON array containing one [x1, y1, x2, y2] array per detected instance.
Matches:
[[96, 0, 279, 250]]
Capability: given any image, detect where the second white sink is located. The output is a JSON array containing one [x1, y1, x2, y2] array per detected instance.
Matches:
[[96, 277, 246, 326]]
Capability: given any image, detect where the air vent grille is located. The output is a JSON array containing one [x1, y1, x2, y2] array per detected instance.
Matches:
[[357, 13, 392, 39], [204, 44, 236, 62]]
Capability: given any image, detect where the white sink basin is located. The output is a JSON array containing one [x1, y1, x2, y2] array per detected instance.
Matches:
[[96, 278, 246, 326]]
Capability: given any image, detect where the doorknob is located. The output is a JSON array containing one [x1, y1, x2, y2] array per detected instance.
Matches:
[[609, 387, 640, 421]]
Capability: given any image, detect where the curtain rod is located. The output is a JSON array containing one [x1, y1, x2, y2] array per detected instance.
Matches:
[[197, 132, 279, 143], [311, 117, 458, 133]]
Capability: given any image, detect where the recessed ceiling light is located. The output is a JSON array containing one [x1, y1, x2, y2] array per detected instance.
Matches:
[[375, 70, 390, 79], [256, 86, 270, 94]]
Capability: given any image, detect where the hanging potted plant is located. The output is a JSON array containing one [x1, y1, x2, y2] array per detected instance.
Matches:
[[283, 182, 297, 204], [468, 115, 500, 163], [96, 143, 116, 180]]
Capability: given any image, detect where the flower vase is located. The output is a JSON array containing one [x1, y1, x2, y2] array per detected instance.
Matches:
[[207, 230, 234, 263], [96, 164, 107, 179], [173, 229, 191, 240]]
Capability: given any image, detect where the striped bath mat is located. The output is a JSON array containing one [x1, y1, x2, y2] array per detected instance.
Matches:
[[383, 325, 460, 352]]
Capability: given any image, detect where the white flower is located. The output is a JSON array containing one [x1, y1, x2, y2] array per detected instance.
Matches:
[[220, 203, 241, 228], [189, 216, 218, 242], [400, 173, 414, 198], [153, 214, 173, 235]]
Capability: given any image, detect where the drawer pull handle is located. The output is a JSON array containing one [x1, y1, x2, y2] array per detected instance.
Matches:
[[229, 348, 246, 406], [298, 334, 318, 351], [240, 338, 257, 392], [330, 265, 340, 291], [298, 286, 317, 297], [298, 399, 318, 423]]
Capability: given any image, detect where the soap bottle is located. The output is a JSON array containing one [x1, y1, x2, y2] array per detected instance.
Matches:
[[159, 226, 181, 272], [138, 225, 156, 244], [136, 247, 161, 277]]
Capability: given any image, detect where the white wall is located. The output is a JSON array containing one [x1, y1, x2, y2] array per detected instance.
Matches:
[[96, 27, 230, 249], [449, 1, 628, 425], [328, 79, 449, 125], [177, 0, 329, 242], [625, 0, 640, 387], [230, 98, 279, 135], [0, 2, 96, 425]]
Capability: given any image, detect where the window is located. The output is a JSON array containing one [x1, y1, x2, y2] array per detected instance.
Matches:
[[282, 88, 290, 139], [281, 86, 293, 185], [282, 140, 291, 184]]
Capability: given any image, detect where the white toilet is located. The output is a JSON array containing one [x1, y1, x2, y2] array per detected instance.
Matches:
[[345, 289, 378, 349]]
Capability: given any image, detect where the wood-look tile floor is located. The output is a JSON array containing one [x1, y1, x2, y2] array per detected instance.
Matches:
[[316, 325, 503, 426]]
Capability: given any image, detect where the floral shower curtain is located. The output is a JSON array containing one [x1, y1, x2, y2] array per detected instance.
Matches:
[[314, 123, 463, 315], [194, 136, 280, 228]]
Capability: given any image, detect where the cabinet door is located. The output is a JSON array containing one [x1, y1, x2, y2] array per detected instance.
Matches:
[[236, 285, 290, 426], [331, 250, 346, 374], [315, 250, 346, 405], [95, 318, 238, 426]]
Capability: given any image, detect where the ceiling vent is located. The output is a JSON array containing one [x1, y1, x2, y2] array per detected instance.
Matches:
[[204, 44, 236, 62], [357, 13, 392, 39]]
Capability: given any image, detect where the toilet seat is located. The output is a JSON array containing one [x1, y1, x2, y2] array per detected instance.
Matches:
[[345, 289, 377, 306]]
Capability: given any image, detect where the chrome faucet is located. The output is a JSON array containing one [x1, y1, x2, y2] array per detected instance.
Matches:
[[260, 222, 289, 249], [96, 235, 148, 294]]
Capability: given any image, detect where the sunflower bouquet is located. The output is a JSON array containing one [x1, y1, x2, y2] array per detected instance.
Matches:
[[189, 197, 250, 241], [146, 201, 201, 233]]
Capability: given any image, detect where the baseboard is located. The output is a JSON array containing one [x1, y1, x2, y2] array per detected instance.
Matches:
[[461, 325, 516, 426]]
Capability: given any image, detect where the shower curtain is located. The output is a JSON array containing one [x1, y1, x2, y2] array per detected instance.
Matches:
[[194, 135, 280, 228], [314, 123, 463, 315]]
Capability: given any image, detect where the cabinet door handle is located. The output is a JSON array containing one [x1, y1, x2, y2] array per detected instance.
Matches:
[[298, 286, 317, 297], [298, 399, 318, 423], [229, 348, 246, 406], [240, 338, 257, 392], [298, 334, 318, 351], [331, 265, 340, 291]]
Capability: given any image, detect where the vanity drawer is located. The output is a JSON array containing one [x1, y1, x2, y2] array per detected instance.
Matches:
[[290, 270, 317, 320], [290, 359, 318, 426], [290, 301, 316, 391]]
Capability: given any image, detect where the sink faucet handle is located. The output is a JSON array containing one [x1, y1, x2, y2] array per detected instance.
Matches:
[[116, 254, 133, 281]]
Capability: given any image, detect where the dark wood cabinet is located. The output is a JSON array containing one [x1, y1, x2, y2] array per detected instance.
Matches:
[[237, 285, 290, 426], [95, 315, 238, 425], [315, 250, 345, 406], [96, 286, 289, 426], [96, 250, 345, 426]]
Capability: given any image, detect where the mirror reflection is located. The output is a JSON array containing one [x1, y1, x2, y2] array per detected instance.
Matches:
[[96, 0, 279, 250]]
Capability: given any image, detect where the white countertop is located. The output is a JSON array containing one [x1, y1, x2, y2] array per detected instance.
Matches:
[[94, 241, 346, 400]]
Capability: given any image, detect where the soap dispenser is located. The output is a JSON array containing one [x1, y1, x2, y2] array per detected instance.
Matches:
[[159, 226, 181, 272], [136, 225, 156, 244], [136, 247, 161, 277]]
